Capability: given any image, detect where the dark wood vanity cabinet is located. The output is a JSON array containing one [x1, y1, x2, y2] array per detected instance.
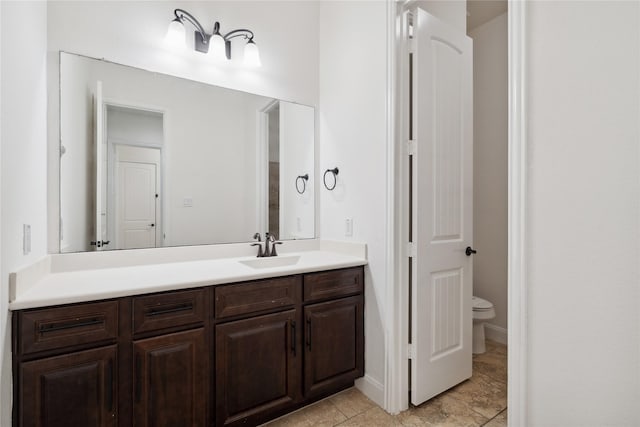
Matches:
[[213, 268, 364, 427], [302, 267, 364, 399], [133, 329, 208, 427], [13, 300, 120, 427], [20, 345, 117, 427], [303, 296, 364, 399], [215, 310, 301, 426], [13, 266, 364, 427], [130, 289, 209, 427]]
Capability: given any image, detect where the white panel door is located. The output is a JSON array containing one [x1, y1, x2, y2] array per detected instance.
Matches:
[[411, 8, 473, 405], [116, 161, 157, 249]]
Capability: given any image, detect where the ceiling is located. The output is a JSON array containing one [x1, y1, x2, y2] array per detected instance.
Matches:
[[467, 0, 508, 32]]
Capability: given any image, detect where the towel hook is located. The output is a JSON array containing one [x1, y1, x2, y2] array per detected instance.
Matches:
[[323, 167, 339, 191], [295, 174, 309, 194]]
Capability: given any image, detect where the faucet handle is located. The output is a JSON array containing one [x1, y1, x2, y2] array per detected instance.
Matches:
[[250, 242, 264, 257], [253, 232, 262, 241], [271, 241, 283, 257]]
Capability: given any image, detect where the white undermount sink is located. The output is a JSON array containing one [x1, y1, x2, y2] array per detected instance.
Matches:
[[239, 255, 301, 269]]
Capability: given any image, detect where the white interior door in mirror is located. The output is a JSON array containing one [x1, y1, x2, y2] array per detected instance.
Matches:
[[410, 8, 473, 405], [114, 145, 161, 250]]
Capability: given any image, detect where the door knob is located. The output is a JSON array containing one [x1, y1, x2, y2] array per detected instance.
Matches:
[[465, 246, 477, 256]]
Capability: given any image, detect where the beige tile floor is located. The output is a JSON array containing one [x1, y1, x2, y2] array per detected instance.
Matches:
[[265, 340, 507, 427]]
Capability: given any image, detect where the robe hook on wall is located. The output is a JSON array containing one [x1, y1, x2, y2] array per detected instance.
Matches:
[[296, 174, 309, 194], [323, 167, 339, 191]]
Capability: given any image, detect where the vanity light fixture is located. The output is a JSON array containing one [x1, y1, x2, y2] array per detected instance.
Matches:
[[165, 8, 261, 67]]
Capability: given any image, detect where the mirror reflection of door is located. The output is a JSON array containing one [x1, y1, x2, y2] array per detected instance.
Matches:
[[105, 105, 163, 250], [267, 103, 280, 239]]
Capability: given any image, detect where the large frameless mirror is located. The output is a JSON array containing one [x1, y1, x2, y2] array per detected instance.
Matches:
[[58, 52, 314, 253]]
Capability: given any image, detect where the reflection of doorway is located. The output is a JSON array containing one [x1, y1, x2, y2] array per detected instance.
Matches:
[[104, 104, 164, 249], [267, 103, 280, 239], [114, 145, 161, 249]]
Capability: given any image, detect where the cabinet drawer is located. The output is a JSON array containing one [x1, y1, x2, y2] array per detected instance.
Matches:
[[19, 301, 118, 356], [303, 267, 363, 302], [215, 276, 301, 320], [132, 288, 205, 335]]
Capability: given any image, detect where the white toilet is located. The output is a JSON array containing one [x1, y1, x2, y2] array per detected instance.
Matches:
[[472, 296, 495, 354]]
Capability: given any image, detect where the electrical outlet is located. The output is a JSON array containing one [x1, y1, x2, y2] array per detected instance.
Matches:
[[345, 218, 353, 237], [23, 224, 31, 255]]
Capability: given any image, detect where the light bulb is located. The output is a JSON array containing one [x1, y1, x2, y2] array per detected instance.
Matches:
[[244, 40, 261, 67], [165, 18, 185, 48], [209, 33, 227, 61]]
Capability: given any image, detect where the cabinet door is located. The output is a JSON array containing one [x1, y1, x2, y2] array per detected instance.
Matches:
[[304, 295, 364, 398], [216, 309, 301, 426], [133, 328, 207, 427], [20, 345, 117, 427]]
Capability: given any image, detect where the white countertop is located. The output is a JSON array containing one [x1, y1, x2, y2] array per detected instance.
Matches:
[[9, 240, 367, 311]]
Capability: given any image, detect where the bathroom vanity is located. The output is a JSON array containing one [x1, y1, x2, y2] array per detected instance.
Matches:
[[10, 243, 366, 426]]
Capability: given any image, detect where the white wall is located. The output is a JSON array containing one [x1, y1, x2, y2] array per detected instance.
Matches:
[[468, 13, 508, 337], [48, 1, 319, 104], [319, 0, 389, 404], [279, 102, 315, 240], [414, 0, 467, 33], [0, 2, 48, 425], [526, 1, 640, 425]]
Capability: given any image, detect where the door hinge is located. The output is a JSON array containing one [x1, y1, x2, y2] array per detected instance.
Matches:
[[408, 38, 415, 54], [406, 140, 416, 156], [407, 343, 414, 359], [407, 242, 416, 258]]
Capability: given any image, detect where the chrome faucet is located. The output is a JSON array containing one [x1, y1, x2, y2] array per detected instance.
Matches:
[[250, 233, 264, 257], [250, 232, 282, 257], [264, 233, 274, 257]]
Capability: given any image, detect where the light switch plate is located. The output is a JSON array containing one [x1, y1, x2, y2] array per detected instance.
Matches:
[[183, 197, 193, 207], [345, 218, 353, 237], [23, 224, 31, 255]]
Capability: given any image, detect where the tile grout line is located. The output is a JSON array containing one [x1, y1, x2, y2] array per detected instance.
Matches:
[[435, 391, 495, 424], [480, 408, 508, 426], [326, 397, 351, 423]]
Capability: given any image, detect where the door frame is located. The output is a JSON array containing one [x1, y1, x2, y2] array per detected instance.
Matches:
[[384, 1, 527, 423], [257, 99, 281, 237], [505, 1, 528, 425], [103, 99, 166, 249]]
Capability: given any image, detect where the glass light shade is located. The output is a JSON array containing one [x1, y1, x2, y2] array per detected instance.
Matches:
[[209, 33, 227, 61], [244, 40, 261, 67], [165, 19, 186, 47]]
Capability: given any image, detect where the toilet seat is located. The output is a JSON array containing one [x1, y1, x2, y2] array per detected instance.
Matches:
[[472, 296, 493, 311]]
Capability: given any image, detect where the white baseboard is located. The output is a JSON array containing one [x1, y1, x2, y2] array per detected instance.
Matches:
[[485, 323, 508, 345], [355, 374, 384, 408]]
